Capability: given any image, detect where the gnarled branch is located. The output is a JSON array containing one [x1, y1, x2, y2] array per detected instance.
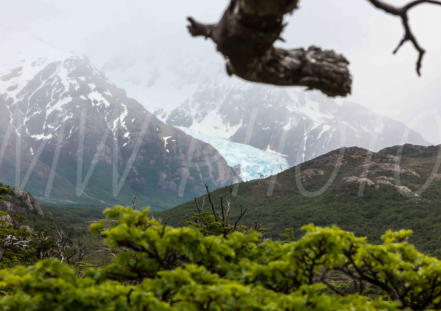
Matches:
[[187, 0, 352, 97], [367, 0, 441, 76], [188, 0, 441, 97]]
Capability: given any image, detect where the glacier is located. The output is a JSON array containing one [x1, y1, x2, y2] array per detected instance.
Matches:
[[178, 127, 289, 182]]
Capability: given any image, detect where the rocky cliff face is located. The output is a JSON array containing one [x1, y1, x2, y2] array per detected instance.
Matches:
[[0, 185, 43, 216]]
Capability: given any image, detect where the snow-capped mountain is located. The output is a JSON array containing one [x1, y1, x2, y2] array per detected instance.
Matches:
[[99, 46, 429, 175], [98, 47, 294, 180], [0, 34, 238, 210], [165, 86, 430, 166]]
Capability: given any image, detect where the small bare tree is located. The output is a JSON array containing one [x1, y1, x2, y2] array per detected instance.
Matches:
[[52, 228, 86, 264], [0, 235, 30, 261], [0, 213, 31, 262], [189, 185, 263, 236]]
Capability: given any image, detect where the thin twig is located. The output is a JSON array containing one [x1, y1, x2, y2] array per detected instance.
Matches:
[[367, 0, 441, 75], [220, 196, 226, 224], [233, 208, 248, 231], [194, 197, 202, 214], [205, 184, 218, 221]]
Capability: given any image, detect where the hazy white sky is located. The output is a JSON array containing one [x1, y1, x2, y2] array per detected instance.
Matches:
[[1, 0, 440, 142]]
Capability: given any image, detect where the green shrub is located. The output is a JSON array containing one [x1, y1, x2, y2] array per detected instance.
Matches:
[[0, 186, 11, 200], [0, 212, 37, 268], [1, 206, 441, 310]]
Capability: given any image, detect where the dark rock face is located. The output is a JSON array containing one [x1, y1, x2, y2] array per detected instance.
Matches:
[[0, 56, 239, 210], [0, 186, 43, 216]]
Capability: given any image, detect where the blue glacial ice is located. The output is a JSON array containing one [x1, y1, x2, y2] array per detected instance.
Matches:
[[178, 127, 290, 182]]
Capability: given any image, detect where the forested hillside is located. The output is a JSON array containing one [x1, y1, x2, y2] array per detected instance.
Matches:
[[162, 144, 441, 255]]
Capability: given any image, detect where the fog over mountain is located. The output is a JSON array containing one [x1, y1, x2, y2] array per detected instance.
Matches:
[[1, 0, 439, 144], [0, 1, 438, 190], [94, 37, 428, 180]]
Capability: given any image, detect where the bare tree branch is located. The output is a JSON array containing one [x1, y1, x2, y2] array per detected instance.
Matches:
[[131, 196, 137, 210], [220, 196, 226, 224], [367, 0, 441, 75], [188, 0, 440, 96], [194, 197, 202, 214], [187, 17, 215, 39], [205, 184, 219, 221], [233, 208, 248, 231]]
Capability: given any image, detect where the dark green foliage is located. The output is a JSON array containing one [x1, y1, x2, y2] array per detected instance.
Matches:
[[0, 211, 37, 268], [0, 185, 11, 200], [0, 204, 106, 268], [186, 185, 262, 236], [35, 206, 108, 266]]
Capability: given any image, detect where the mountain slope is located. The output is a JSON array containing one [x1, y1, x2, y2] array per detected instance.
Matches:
[[402, 102, 441, 144], [0, 40, 238, 210], [165, 86, 429, 166], [161, 144, 441, 255], [99, 49, 428, 173]]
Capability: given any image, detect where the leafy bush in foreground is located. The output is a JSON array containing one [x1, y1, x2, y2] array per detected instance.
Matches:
[[1, 206, 441, 310]]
